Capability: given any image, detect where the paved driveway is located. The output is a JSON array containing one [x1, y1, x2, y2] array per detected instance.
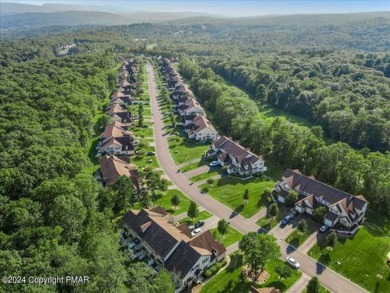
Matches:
[[146, 63, 367, 293]]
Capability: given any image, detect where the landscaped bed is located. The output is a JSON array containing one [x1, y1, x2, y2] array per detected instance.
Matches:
[[200, 176, 274, 218], [308, 227, 390, 293]]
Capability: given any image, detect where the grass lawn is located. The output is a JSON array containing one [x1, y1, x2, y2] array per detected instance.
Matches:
[[211, 226, 242, 247], [286, 229, 311, 248], [133, 124, 154, 138], [302, 285, 331, 293], [308, 227, 390, 293], [257, 214, 284, 232], [285, 219, 319, 247], [169, 137, 210, 164], [190, 168, 221, 182], [201, 254, 301, 293], [133, 189, 191, 215], [180, 159, 207, 172], [200, 176, 275, 218], [179, 210, 212, 225]]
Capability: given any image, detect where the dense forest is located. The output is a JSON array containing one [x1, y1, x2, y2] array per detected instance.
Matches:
[[208, 51, 390, 151], [178, 57, 390, 217], [0, 37, 172, 292]]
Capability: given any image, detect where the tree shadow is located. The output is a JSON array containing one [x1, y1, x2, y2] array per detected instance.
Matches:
[[267, 281, 287, 292], [286, 244, 296, 254], [316, 261, 327, 275], [234, 204, 244, 214]]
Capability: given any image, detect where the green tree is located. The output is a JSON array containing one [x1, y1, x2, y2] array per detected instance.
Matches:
[[239, 232, 281, 279], [275, 263, 292, 279], [243, 188, 249, 203], [286, 190, 298, 206], [297, 219, 308, 233], [187, 201, 199, 222], [307, 276, 320, 293], [217, 219, 229, 238], [268, 202, 279, 217], [313, 206, 327, 223], [171, 194, 180, 208], [326, 231, 338, 247], [110, 176, 135, 213]]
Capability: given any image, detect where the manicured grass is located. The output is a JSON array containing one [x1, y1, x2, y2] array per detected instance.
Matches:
[[190, 168, 221, 182], [131, 153, 159, 170], [211, 226, 242, 247], [302, 284, 331, 293], [133, 124, 154, 137], [257, 215, 283, 232], [200, 176, 275, 218], [308, 227, 390, 293], [286, 229, 311, 248], [179, 210, 212, 225], [201, 253, 301, 293], [133, 189, 191, 215], [180, 159, 207, 172], [169, 137, 210, 164]]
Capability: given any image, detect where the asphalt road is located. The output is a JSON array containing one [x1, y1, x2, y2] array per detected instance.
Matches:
[[146, 63, 367, 293]]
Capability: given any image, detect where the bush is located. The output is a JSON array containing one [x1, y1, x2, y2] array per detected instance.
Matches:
[[268, 202, 279, 217], [202, 187, 209, 193], [207, 178, 215, 185], [202, 260, 227, 278]]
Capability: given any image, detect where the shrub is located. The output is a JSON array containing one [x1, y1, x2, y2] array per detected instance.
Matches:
[[207, 178, 215, 185], [268, 202, 279, 217], [202, 260, 227, 278]]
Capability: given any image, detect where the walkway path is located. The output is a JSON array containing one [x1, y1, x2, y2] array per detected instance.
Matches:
[[146, 62, 367, 293]]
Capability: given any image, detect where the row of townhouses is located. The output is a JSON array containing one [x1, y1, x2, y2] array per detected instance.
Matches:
[[160, 58, 219, 142], [121, 207, 226, 293], [96, 61, 140, 190], [274, 169, 368, 230]]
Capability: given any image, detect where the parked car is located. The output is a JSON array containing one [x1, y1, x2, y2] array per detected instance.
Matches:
[[281, 215, 292, 227], [195, 221, 205, 228], [188, 225, 195, 231], [286, 257, 300, 269], [209, 161, 220, 167], [147, 151, 156, 156], [191, 228, 202, 237], [289, 210, 297, 219], [319, 224, 330, 233]]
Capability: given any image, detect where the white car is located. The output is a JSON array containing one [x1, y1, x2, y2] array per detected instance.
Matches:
[[209, 161, 220, 167], [286, 257, 300, 269], [191, 228, 201, 237]]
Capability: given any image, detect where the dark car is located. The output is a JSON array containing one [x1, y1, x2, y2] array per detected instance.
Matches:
[[195, 221, 205, 228], [281, 215, 292, 227], [147, 151, 156, 156]]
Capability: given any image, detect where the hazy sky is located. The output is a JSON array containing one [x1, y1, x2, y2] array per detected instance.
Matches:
[[7, 1, 390, 16]]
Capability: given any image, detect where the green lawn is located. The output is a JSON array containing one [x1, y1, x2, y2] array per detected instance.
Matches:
[[133, 189, 191, 215], [190, 169, 221, 182], [133, 124, 154, 137], [286, 229, 311, 248], [201, 254, 301, 293], [211, 226, 242, 247], [179, 210, 212, 225], [308, 227, 390, 293], [200, 176, 275, 218], [180, 159, 207, 172], [256, 205, 290, 232], [169, 137, 210, 164], [302, 285, 331, 293], [286, 219, 319, 247]]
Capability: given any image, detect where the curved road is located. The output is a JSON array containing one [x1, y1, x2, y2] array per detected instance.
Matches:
[[146, 63, 367, 293]]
